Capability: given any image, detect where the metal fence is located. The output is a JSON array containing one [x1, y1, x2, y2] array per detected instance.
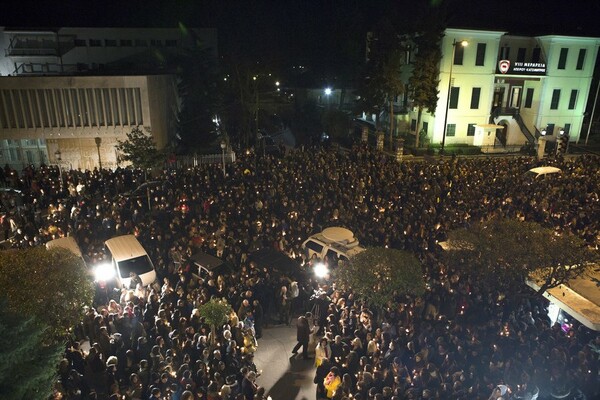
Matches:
[[173, 151, 236, 168]]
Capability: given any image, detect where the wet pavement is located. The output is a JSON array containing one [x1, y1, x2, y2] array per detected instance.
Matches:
[[254, 322, 317, 400]]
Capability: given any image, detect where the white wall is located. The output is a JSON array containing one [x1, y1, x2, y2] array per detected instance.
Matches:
[[430, 29, 505, 145]]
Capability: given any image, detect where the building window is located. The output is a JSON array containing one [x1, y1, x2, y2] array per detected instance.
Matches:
[[422, 121, 428, 135], [576, 49, 586, 70], [12, 90, 25, 128], [29, 89, 41, 128], [165, 39, 178, 47], [546, 123, 555, 136], [150, 39, 162, 47], [135, 39, 147, 47], [470, 88, 481, 109], [74, 39, 86, 46], [446, 124, 456, 137], [110, 88, 120, 125], [467, 123, 476, 136], [564, 123, 571, 135], [134, 88, 143, 125], [500, 46, 510, 60], [454, 44, 464, 65], [568, 90, 578, 110], [449, 87, 460, 109], [550, 89, 561, 110], [558, 48, 568, 69], [102, 88, 112, 126], [410, 119, 417, 131], [119, 88, 129, 125], [120, 39, 133, 47], [532, 47, 541, 63], [89, 39, 102, 47], [524, 88, 534, 108], [105, 39, 117, 47], [475, 43, 486, 66], [517, 48, 526, 62]]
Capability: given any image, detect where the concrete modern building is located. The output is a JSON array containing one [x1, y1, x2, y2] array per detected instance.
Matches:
[[0, 27, 217, 170], [408, 28, 600, 151]]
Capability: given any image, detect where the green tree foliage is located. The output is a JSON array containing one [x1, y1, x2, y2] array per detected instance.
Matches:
[[336, 248, 425, 312], [198, 298, 232, 346], [291, 100, 322, 146], [409, 28, 443, 148], [221, 60, 261, 148], [0, 299, 63, 400], [355, 18, 399, 130], [381, 50, 405, 143], [322, 109, 351, 142], [174, 30, 222, 150], [0, 247, 94, 341], [444, 219, 598, 293], [116, 126, 164, 169]]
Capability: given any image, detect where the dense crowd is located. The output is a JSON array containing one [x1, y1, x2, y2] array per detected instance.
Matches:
[[1, 146, 599, 400]]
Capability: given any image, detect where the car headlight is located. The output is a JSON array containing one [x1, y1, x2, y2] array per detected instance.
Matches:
[[94, 263, 115, 282]]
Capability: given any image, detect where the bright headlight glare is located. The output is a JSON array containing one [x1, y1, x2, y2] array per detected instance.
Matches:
[[313, 262, 329, 279], [94, 263, 115, 282]]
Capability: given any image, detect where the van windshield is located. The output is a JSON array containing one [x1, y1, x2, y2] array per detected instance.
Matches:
[[117, 255, 154, 278]]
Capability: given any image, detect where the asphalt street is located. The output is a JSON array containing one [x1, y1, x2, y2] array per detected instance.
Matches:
[[254, 322, 317, 400]]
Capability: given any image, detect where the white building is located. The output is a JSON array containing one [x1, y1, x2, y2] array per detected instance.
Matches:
[[0, 27, 217, 170], [410, 28, 600, 151]]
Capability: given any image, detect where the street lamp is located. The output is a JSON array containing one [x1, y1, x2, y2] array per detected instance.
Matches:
[[94, 137, 102, 170], [324, 87, 332, 108], [220, 140, 227, 177], [441, 39, 468, 154]]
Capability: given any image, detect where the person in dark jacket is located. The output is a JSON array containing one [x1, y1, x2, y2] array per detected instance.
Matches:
[[241, 370, 258, 400], [292, 312, 313, 359]]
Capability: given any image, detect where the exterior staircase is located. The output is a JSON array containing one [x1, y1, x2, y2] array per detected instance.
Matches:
[[490, 107, 539, 144]]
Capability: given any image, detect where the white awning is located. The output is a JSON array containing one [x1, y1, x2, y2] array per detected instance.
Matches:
[[526, 266, 600, 331], [475, 124, 504, 130]]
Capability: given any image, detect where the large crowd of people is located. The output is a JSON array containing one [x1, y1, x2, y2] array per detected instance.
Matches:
[[1, 145, 599, 400]]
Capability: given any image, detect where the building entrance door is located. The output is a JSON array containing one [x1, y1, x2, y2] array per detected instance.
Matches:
[[510, 86, 522, 108], [493, 86, 506, 109]]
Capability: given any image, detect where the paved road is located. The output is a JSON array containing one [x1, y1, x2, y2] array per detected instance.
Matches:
[[254, 322, 317, 400]]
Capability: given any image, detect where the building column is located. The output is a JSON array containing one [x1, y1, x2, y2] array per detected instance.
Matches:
[[361, 126, 369, 143], [537, 137, 548, 160], [376, 131, 384, 150], [396, 138, 404, 162]]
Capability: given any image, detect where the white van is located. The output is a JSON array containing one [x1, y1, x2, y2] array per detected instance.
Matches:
[[302, 227, 366, 264], [104, 235, 156, 288], [46, 236, 83, 259]]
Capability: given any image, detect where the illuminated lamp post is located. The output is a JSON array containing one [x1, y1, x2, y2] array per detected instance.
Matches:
[[54, 149, 63, 190], [220, 140, 227, 177], [324, 87, 332, 108], [441, 39, 468, 154], [94, 137, 102, 170]]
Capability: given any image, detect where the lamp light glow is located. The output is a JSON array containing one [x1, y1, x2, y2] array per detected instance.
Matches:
[[313, 262, 329, 279]]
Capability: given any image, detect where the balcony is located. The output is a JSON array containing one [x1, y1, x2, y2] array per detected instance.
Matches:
[[4, 35, 75, 57]]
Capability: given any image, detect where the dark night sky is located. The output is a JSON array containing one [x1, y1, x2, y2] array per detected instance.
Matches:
[[2, 0, 599, 70]]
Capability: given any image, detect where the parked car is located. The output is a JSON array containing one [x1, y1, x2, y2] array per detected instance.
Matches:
[[302, 227, 365, 264]]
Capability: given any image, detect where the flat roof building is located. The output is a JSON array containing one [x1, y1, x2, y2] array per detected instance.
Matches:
[[0, 27, 217, 170]]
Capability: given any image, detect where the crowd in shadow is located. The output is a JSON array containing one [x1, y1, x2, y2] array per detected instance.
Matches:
[[2, 147, 599, 400]]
